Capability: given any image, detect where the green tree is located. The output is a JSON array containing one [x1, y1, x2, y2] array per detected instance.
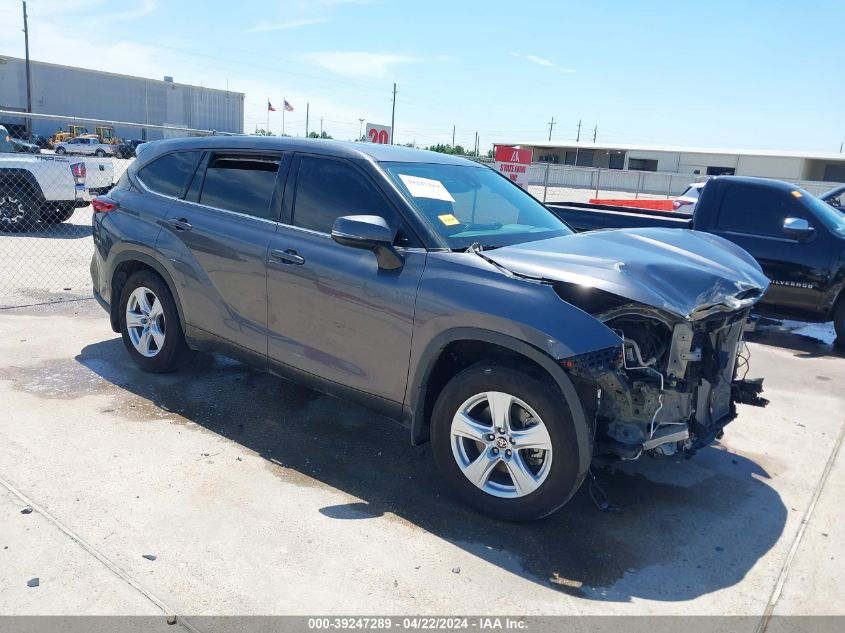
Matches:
[[307, 131, 333, 139], [253, 128, 274, 136]]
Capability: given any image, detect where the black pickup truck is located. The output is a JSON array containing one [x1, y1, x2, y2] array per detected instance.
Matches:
[[549, 176, 845, 344]]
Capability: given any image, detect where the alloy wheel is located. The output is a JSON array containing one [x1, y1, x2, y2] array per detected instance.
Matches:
[[450, 391, 553, 498], [125, 286, 166, 357]]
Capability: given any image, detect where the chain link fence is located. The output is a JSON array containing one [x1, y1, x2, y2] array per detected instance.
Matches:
[[0, 112, 218, 308], [1, 112, 841, 309]]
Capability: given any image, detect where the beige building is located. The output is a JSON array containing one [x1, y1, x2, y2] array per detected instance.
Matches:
[[500, 141, 845, 184]]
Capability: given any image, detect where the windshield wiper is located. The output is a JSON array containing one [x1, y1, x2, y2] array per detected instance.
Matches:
[[465, 242, 503, 253]]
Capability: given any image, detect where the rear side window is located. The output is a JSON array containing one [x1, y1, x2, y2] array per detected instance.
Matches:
[[137, 151, 201, 198], [199, 153, 281, 220], [292, 156, 396, 233], [716, 186, 803, 238]]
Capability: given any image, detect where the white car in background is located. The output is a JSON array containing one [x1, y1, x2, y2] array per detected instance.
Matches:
[[672, 181, 706, 212], [54, 136, 117, 157]]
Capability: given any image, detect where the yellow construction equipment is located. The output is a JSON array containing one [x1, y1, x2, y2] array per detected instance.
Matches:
[[50, 125, 89, 146], [95, 126, 121, 145]]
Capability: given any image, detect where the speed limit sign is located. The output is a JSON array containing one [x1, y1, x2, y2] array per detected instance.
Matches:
[[366, 123, 392, 144]]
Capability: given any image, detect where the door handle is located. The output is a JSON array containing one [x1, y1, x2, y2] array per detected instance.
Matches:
[[270, 248, 305, 265], [167, 218, 192, 232]]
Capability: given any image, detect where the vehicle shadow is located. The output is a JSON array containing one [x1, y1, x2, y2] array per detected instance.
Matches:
[[5, 222, 92, 240], [76, 338, 787, 603]]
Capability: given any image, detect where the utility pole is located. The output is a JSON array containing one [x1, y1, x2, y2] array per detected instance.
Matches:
[[22, 1, 33, 137], [390, 82, 397, 144], [320, 117, 323, 137], [474, 131, 479, 156], [305, 103, 310, 137], [358, 118, 364, 140], [576, 119, 582, 142], [547, 116, 555, 141], [452, 124, 455, 148], [592, 125, 597, 143]]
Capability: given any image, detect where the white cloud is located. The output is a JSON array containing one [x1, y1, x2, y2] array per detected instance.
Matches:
[[524, 54, 554, 67], [510, 52, 575, 74], [304, 51, 447, 80], [247, 18, 327, 33]]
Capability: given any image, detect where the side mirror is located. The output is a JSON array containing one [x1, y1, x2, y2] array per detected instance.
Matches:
[[782, 217, 815, 240], [331, 215, 403, 270]]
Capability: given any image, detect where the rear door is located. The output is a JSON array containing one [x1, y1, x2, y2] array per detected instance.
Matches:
[[266, 154, 425, 406], [710, 183, 829, 314], [155, 150, 288, 355]]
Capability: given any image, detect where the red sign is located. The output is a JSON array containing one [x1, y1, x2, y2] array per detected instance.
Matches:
[[493, 145, 532, 189], [494, 146, 532, 164]]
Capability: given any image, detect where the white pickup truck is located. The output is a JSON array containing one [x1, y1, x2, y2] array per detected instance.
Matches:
[[54, 136, 117, 157], [1, 125, 114, 232]]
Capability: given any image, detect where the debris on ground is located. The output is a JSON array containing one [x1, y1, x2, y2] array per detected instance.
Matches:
[[142, 554, 157, 561], [550, 573, 583, 589], [27, 578, 39, 587], [20, 505, 33, 514], [451, 567, 461, 574]]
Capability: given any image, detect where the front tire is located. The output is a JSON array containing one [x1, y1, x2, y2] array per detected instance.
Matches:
[[431, 363, 585, 521], [55, 146, 66, 155], [95, 149, 106, 157], [118, 271, 194, 372]]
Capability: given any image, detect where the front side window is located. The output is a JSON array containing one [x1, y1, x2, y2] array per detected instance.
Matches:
[[382, 162, 571, 250], [137, 151, 201, 198], [716, 186, 804, 238], [198, 153, 281, 219], [292, 156, 397, 234]]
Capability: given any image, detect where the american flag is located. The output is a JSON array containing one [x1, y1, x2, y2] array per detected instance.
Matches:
[[267, 101, 276, 112], [283, 100, 294, 112]]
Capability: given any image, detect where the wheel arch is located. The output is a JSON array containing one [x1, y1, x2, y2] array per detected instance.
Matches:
[[406, 328, 592, 477], [109, 251, 186, 335]]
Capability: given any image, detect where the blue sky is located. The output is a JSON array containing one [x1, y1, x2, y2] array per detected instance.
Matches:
[[2, 0, 843, 152]]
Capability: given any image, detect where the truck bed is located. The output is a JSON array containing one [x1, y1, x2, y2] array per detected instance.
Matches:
[[547, 201, 693, 232]]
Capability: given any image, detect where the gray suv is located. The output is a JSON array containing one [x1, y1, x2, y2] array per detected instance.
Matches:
[[91, 137, 769, 520]]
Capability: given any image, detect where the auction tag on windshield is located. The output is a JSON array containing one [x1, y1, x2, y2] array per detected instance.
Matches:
[[437, 213, 460, 226], [398, 174, 455, 202]]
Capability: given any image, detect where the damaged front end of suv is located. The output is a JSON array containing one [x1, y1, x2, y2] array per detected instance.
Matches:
[[485, 227, 771, 460]]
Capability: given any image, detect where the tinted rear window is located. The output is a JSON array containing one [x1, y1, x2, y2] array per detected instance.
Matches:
[[199, 154, 281, 220], [137, 151, 201, 198]]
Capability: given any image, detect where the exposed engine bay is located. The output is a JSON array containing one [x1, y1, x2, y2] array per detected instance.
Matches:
[[564, 304, 767, 459], [478, 226, 772, 460]]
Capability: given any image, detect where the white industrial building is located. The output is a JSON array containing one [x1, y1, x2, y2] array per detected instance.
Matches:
[[0, 56, 244, 140], [502, 141, 845, 184]]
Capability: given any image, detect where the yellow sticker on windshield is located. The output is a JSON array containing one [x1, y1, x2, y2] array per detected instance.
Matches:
[[438, 213, 460, 226], [791, 190, 803, 198]]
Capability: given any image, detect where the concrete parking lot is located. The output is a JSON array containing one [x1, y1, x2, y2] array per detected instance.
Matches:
[[0, 299, 843, 621]]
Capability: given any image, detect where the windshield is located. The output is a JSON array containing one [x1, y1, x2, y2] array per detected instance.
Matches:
[[803, 190, 845, 237], [381, 162, 572, 250]]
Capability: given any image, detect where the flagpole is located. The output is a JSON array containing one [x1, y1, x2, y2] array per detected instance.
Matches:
[[282, 97, 286, 136], [266, 97, 269, 134]]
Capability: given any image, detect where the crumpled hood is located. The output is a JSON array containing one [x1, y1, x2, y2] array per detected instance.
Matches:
[[485, 227, 770, 320]]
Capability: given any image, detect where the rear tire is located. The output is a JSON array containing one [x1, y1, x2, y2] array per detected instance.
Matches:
[[118, 271, 195, 372], [430, 363, 585, 521], [55, 146, 66, 155], [0, 189, 39, 232], [834, 301, 845, 350], [40, 205, 75, 224], [95, 149, 106, 157]]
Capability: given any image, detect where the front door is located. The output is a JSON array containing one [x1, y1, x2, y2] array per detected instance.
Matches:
[[266, 154, 425, 405], [710, 183, 829, 316]]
